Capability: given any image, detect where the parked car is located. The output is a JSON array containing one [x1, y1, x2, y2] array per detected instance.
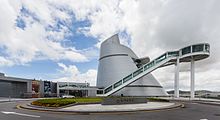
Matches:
[[62, 95, 75, 98]]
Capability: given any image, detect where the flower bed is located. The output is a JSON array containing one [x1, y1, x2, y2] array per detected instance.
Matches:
[[32, 97, 103, 107]]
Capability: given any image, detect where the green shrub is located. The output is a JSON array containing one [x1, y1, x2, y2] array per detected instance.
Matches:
[[32, 97, 103, 107], [32, 98, 76, 107], [147, 97, 169, 102]]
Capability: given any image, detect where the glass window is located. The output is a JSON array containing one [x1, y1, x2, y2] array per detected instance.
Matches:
[[144, 61, 154, 71], [192, 44, 204, 52], [104, 86, 112, 94], [123, 74, 132, 83], [155, 54, 166, 63], [114, 80, 122, 88], [144, 64, 149, 70], [182, 46, 191, 55], [97, 90, 103, 94], [168, 51, 179, 57], [133, 68, 143, 77], [205, 44, 210, 52]]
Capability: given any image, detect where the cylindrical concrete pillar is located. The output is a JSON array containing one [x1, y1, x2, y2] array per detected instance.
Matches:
[[174, 57, 180, 98], [57, 82, 60, 97], [190, 59, 195, 99]]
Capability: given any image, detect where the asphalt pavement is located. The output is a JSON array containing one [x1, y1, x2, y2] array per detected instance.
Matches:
[[0, 101, 220, 120]]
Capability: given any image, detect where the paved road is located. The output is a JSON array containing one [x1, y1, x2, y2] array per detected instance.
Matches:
[[0, 101, 220, 120]]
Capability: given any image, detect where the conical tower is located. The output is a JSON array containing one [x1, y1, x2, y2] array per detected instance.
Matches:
[[96, 34, 167, 96]]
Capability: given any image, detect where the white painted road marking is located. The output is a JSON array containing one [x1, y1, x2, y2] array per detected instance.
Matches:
[[200, 119, 208, 120], [1, 111, 40, 118]]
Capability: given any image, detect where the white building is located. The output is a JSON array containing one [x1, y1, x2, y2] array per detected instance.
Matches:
[[96, 34, 210, 98], [0, 34, 209, 98], [97, 34, 167, 96]]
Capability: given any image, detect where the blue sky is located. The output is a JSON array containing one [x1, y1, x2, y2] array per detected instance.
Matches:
[[0, 5, 99, 83], [0, 1, 105, 86], [0, 0, 220, 90]]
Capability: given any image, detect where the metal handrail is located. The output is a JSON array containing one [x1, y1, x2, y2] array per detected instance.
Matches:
[[97, 43, 210, 96]]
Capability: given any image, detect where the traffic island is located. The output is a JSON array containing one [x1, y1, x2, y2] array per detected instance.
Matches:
[[18, 97, 183, 114], [61, 102, 182, 113]]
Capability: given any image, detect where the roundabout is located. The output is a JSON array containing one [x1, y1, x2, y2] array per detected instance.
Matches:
[[18, 100, 182, 113], [60, 102, 181, 113], [0, 99, 220, 120]]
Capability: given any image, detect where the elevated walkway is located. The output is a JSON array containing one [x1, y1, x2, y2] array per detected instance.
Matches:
[[97, 43, 210, 96]]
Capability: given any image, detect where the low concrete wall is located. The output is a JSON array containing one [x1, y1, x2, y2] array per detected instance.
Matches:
[[102, 97, 147, 105]]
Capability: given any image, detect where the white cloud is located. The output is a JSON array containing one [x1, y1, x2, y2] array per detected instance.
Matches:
[[55, 63, 97, 86], [1, 0, 220, 91], [0, 56, 14, 67], [66, 0, 220, 91], [0, 0, 89, 66]]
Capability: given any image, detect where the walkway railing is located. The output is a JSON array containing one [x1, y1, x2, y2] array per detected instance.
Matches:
[[97, 43, 210, 96]]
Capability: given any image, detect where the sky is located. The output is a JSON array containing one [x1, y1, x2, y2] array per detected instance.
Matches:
[[0, 0, 220, 91]]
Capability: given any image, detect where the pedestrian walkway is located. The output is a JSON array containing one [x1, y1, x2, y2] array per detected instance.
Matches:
[[61, 102, 178, 112]]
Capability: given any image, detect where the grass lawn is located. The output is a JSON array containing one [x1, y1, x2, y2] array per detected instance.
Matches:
[[147, 97, 169, 102]]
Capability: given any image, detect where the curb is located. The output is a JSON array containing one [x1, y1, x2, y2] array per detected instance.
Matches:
[[27, 102, 101, 109], [0, 101, 11, 103], [0, 100, 29, 103], [17, 102, 184, 114], [168, 99, 220, 106], [193, 101, 220, 106]]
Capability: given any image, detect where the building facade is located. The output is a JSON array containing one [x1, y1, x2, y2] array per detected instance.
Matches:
[[0, 73, 57, 98], [0, 73, 32, 98], [57, 82, 97, 97]]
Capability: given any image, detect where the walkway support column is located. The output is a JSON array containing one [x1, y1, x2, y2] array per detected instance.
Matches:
[[57, 82, 60, 97], [174, 57, 180, 98], [190, 58, 195, 99]]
